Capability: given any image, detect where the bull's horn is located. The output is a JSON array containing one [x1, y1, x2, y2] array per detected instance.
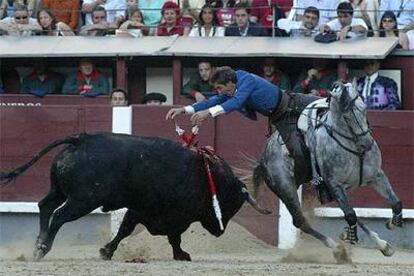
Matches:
[[242, 188, 272, 215]]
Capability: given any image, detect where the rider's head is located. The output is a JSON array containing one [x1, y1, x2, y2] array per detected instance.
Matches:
[[210, 66, 237, 97]]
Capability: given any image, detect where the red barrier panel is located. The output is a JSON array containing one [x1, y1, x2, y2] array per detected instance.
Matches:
[[0, 106, 112, 201], [0, 95, 110, 106]]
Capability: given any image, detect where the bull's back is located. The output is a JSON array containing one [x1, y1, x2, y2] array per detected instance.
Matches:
[[52, 133, 206, 217]]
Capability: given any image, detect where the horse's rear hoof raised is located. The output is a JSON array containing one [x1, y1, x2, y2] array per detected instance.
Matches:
[[33, 247, 47, 262]]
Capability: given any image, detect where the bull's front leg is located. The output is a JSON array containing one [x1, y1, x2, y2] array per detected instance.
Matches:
[[168, 233, 191, 261], [100, 209, 140, 260]]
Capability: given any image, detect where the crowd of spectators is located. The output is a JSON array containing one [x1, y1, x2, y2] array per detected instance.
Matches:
[[0, 0, 410, 110], [0, 0, 412, 48]]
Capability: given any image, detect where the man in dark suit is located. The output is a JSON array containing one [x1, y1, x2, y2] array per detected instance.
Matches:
[[225, 2, 267, 37], [356, 60, 401, 110]]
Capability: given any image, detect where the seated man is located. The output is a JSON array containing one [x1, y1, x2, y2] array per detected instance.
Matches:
[[62, 58, 110, 96], [142, 92, 167, 105], [261, 58, 290, 92], [320, 2, 367, 41], [225, 2, 267, 37], [293, 59, 336, 97], [110, 88, 128, 106], [278, 6, 320, 37], [82, 0, 126, 26], [21, 60, 64, 97], [182, 61, 217, 103], [80, 6, 111, 36], [356, 60, 401, 110], [295, 0, 339, 25], [0, 4, 41, 36]]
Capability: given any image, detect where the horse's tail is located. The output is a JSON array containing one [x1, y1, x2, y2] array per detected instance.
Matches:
[[0, 134, 83, 186], [252, 162, 267, 197]]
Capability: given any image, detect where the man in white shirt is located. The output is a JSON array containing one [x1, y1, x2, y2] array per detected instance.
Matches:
[[82, 0, 127, 26], [295, 0, 339, 24], [320, 2, 367, 41], [278, 6, 320, 37]]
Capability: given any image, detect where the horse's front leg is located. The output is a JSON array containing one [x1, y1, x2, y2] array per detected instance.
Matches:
[[369, 170, 403, 229], [329, 183, 359, 244]]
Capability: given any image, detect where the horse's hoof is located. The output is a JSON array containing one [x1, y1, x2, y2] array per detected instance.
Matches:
[[385, 220, 395, 230], [333, 243, 352, 264], [380, 243, 395, 257], [99, 247, 113, 260]]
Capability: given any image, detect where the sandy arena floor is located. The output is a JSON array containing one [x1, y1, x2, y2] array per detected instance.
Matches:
[[1, 221, 413, 276]]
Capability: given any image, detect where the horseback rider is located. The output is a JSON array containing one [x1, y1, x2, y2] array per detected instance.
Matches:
[[166, 66, 330, 202]]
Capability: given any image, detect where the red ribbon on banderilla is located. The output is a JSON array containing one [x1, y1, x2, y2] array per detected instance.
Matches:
[[174, 120, 224, 231]]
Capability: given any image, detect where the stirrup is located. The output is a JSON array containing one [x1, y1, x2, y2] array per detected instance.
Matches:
[[340, 224, 359, 244], [311, 176, 323, 186]]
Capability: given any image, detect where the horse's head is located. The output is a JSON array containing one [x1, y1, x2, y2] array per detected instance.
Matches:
[[329, 81, 365, 114], [328, 81, 372, 151]]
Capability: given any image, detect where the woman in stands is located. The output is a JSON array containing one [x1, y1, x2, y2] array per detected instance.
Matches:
[[189, 4, 224, 37], [378, 11, 409, 50], [156, 1, 190, 36], [118, 6, 149, 37], [36, 9, 74, 36]]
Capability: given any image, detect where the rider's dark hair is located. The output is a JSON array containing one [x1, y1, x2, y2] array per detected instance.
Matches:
[[210, 66, 237, 85]]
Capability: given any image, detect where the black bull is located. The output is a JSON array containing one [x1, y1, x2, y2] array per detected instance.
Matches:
[[0, 133, 269, 261]]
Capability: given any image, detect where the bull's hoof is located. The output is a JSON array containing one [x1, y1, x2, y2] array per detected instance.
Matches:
[[33, 244, 48, 261], [380, 243, 395, 257], [99, 247, 113, 260], [332, 243, 352, 264], [173, 251, 191, 261]]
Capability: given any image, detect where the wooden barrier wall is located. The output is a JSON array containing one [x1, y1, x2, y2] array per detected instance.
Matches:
[[1, 103, 413, 245]]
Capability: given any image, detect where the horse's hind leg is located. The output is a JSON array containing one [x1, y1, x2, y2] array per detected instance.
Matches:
[[100, 209, 141, 260], [268, 181, 350, 263], [369, 171, 403, 229]]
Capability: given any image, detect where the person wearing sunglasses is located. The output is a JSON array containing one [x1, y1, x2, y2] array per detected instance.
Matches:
[[0, 3, 40, 35], [378, 10, 409, 49], [380, 0, 414, 30]]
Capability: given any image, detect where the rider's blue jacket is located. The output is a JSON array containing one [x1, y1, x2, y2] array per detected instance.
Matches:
[[192, 70, 281, 120]]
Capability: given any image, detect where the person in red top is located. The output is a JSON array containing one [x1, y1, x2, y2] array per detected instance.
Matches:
[[156, 1, 189, 36], [250, 0, 292, 35], [42, 0, 80, 30]]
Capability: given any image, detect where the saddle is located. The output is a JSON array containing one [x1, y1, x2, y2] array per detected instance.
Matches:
[[297, 98, 329, 132]]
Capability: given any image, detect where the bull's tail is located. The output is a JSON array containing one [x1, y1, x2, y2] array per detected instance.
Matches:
[[252, 162, 267, 197], [0, 134, 83, 186]]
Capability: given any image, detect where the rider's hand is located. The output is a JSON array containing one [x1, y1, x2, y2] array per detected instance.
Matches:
[[194, 92, 206, 103], [190, 110, 210, 126], [165, 107, 185, 120]]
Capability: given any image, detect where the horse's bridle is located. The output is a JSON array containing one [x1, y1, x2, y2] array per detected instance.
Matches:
[[323, 86, 374, 186]]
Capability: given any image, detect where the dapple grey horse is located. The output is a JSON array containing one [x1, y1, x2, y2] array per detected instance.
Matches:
[[253, 82, 403, 263]]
